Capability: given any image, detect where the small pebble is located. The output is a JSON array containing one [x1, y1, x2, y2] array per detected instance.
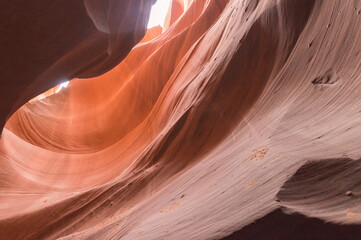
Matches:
[[346, 191, 353, 196]]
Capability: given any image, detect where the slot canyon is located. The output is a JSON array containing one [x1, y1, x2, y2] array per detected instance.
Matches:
[[1, 0, 361, 239]]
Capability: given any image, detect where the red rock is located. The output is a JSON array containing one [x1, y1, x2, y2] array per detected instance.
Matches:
[[1, 0, 361, 239]]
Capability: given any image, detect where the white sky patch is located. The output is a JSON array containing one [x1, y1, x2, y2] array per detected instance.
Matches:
[[55, 2, 170, 94], [55, 81, 69, 93], [147, 0, 172, 28]]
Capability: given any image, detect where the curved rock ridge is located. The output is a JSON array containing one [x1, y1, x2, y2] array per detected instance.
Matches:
[[276, 158, 361, 224], [1, 0, 361, 239], [223, 209, 361, 240], [6, 0, 226, 153], [0, 0, 155, 132]]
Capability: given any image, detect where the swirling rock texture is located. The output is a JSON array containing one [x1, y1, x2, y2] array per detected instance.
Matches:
[[1, 0, 361, 239]]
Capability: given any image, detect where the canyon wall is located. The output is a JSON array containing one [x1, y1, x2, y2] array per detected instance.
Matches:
[[1, 0, 361, 239]]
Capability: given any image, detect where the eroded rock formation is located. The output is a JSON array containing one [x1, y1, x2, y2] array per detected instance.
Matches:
[[1, 0, 361, 239]]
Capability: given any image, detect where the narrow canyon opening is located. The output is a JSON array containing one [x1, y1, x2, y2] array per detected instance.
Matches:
[[148, 0, 172, 28]]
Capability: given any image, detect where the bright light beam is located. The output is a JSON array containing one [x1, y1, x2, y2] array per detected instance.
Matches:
[[147, 0, 172, 28], [56, 1, 170, 93], [55, 81, 69, 93]]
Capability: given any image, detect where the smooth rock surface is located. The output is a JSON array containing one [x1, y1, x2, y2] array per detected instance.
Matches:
[[1, 0, 361, 239]]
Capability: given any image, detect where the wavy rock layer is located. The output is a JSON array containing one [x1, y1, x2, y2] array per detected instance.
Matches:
[[1, 0, 361, 239], [0, 0, 155, 131], [223, 209, 361, 240]]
